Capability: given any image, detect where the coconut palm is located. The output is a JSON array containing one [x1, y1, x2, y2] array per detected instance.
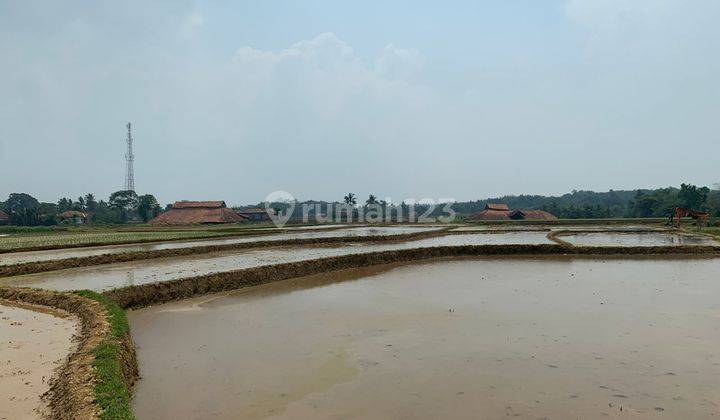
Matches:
[[343, 193, 357, 206]]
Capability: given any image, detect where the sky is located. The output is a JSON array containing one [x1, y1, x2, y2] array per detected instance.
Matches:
[[1, 0, 718, 205]]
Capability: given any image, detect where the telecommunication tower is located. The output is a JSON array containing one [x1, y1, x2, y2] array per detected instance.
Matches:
[[124, 122, 135, 192]]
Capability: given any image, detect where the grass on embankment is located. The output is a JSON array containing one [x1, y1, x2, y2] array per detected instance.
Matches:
[[75, 291, 136, 420], [0, 230, 237, 252], [700, 226, 720, 237]]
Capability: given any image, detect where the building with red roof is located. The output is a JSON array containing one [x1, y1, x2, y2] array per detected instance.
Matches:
[[150, 201, 246, 225], [467, 203, 557, 221]]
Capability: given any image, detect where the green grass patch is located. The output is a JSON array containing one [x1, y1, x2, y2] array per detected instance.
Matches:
[[76, 291, 129, 338], [0, 225, 68, 234], [74, 290, 135, 420], [700, 226, 720, 238]]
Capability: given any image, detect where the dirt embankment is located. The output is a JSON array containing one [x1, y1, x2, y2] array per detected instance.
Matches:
[[1, 242, 715, 417], [0, 224, 361, 254], [0, 287, 138, 420], [0, 230, 450, 278], [104, 244, 719, 309]]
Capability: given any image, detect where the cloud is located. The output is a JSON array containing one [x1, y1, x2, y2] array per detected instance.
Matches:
[[184, 10, 205, 30], [374, 44, 425, 81], [564, 0, 678, 34], [1, 2, 719, 203]]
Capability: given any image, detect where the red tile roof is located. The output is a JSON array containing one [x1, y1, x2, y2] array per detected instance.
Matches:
[[150, 207, 246, 225], [467, 209, 512, 221], [485, 203, 510, 211], [172, 201, 227, 209], [468, 205, 557, 221]]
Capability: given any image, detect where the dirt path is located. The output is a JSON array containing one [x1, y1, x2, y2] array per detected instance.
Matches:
[[0, 300, 77, 419]]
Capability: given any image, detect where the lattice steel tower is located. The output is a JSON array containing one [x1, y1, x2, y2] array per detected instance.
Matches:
[[124, 122, 135, 192]]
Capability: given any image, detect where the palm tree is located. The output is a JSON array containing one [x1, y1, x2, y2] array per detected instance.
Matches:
[[84, 193, 98, 212], [343, 193, 357, 206], [365, 194, 378, 206]]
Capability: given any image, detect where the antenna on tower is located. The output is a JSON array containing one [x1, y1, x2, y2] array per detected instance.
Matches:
[[124, 122, 135, 192]]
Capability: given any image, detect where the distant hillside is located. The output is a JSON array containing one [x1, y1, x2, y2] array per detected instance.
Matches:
[[256, 185, 719, 220]]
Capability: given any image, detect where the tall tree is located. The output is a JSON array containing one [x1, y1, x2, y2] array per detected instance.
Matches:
[[57, 197, 73, 212], [84, 193, 98, 212], [678, 183, 709, 210], [137, 194, 161, 222], [365, 194, 378, 206], [108, 190, 138, 223], [343, 193, 357, 206], [5, 193, 40, 225]]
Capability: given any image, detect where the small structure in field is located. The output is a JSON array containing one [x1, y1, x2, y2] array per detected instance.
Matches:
[[468, 203, 557, 221], [59, 211, 90, 224], [236, 208, 276, 222], [150, 201, 246, 225], [467, 203, 512, 221], [0, 209, 8, 225]]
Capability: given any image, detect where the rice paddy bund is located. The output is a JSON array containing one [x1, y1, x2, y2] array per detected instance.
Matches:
[[0, 222, 719, 419], [0, 230, 238, 252]]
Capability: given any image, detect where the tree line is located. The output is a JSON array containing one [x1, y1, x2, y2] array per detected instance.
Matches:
[[2, 183, 717, 226], [0, 190, 161, 226], [263, 183, 719, 220]]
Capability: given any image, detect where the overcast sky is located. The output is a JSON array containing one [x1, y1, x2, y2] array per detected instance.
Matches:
[[1, 0, 718, 205]]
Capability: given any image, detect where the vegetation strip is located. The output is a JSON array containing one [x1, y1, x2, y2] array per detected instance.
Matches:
[[0, 287, 138, 420], [103, 244, 719, 309], [0, 229, 450, 278], [0, 228, 290, 254], [0, 224, 369, 254]]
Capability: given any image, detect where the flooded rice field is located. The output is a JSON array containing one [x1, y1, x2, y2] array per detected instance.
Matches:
[[1, 232, 553, 292], [560, 232, 720, 247], [451, 225, 549, 232], [0, 226, 442, 266], [282, 224, 352, 230], [129, 257, 720, 419], [451, 224, 663, 232], [0, 302, 76, 419], [421, 232, 553, 245]]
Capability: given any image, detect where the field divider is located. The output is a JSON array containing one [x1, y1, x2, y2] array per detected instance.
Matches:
[[0, 224, 360, 254], [0, 287, 138, 420], [103, 244, 720, 310], [0, 229, 452, 278]]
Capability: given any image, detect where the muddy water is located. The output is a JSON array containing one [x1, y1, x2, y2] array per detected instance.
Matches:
[[129, 258, 720, 419], [282, 224, 351, 230], [0, 226, 442, 266], [452, 224, 663, 232], [0, 301, 77, 419], [1, 232, 552, 292], [561, 232, 720, 247], [415, 232, 553, 246]]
